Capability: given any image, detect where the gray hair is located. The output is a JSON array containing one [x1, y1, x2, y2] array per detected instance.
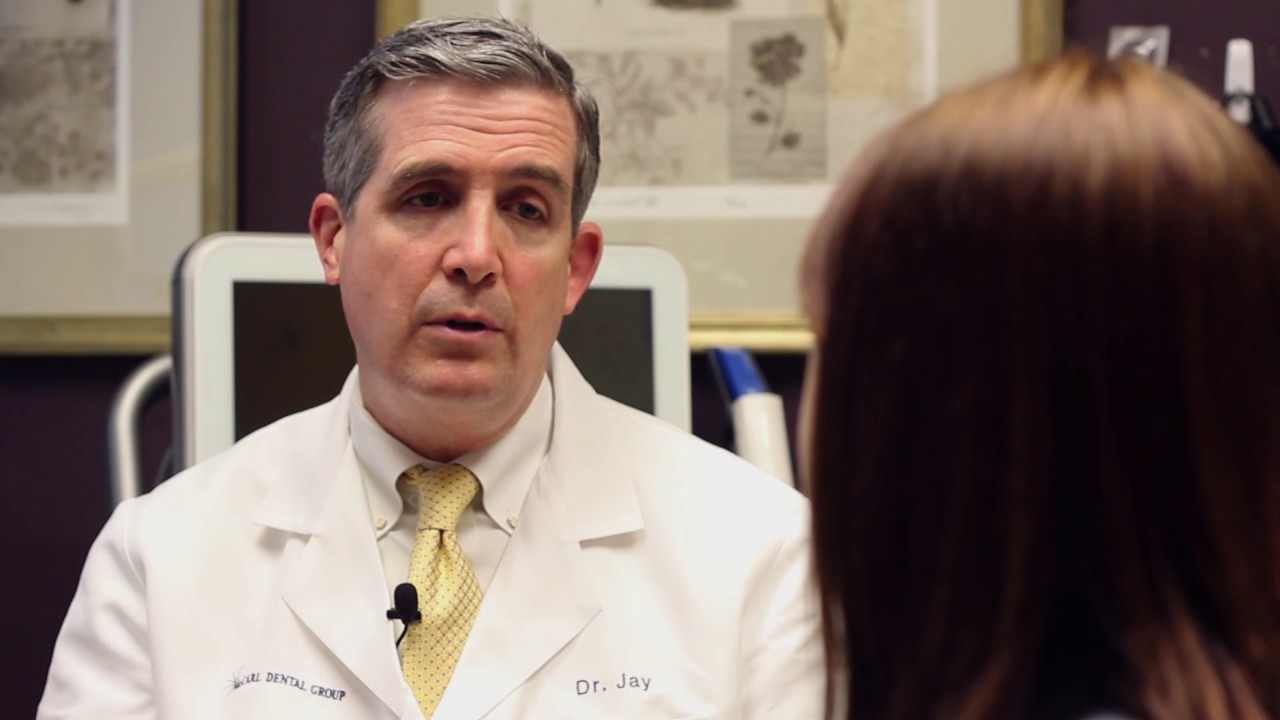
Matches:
[[321, 16, 601, 228]]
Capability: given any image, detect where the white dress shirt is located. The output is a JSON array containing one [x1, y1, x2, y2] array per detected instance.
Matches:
[[348, 376, 553, 595]]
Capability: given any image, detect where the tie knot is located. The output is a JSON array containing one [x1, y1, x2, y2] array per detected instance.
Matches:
[[401, 464, 479, 531]]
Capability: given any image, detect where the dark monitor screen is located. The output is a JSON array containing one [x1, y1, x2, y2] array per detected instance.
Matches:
[[232, 282, 653, 441]]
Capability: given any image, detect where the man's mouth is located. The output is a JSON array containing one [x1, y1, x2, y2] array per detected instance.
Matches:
[[444, 318, 489, 332]]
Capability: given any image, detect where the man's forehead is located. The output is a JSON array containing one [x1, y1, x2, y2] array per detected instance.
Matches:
[[372, 76, 574, 126], [370, 77, 577, 158], [362, 78, 578, 199]]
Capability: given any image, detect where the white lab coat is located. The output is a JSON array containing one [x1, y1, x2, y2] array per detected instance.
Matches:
[[38, 345, 822, 719]]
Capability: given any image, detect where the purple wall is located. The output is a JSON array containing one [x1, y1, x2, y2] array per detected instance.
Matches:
[[235, 0, 373, 232], [1, 356, 171, 711], [1065, 0, 1280, 103]]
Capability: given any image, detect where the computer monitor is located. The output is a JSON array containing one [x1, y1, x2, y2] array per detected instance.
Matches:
[[172, 232, 690, 470]]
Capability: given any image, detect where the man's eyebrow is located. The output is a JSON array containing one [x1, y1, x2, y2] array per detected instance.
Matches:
[[510, 163, 569, 197], [387, 161, 456, 190], [383, 161, 568, 197]]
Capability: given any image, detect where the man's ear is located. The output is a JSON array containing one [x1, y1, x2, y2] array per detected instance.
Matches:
[[310, 192, 345, 285], [564, 221, 604, 315]]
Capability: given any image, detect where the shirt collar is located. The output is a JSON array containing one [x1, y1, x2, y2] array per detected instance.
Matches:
[[349, 373, 553, 534]]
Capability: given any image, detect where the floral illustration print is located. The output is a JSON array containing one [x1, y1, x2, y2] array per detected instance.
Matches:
[[569, 50, 723, 185], [744, 32, 805, 155], [0, 36, 116, 192]]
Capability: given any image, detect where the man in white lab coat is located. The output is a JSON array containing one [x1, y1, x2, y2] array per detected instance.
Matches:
[[38, 16, 822, 720]]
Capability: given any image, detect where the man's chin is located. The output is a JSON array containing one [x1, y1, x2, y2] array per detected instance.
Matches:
[[406, 370, 508, 405]]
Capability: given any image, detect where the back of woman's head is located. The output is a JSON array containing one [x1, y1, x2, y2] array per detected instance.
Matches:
[[803, 52, 1280, 720]]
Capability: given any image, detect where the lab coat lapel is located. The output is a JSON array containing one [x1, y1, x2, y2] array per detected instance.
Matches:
[[279, 445, 407, 716], [433, 345, 645, 719], [253, 371, 408, 717]]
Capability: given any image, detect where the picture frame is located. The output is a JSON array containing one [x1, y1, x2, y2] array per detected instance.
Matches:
[[0, 0, 236, 354], [376, 0, 1063, 351], [1022, 0, 1065, 62]]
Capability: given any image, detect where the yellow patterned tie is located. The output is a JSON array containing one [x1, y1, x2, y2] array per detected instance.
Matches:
[[399, 464, 483, 717]]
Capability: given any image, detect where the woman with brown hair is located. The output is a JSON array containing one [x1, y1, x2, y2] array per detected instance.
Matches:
[[801, 52, 1280, 720]]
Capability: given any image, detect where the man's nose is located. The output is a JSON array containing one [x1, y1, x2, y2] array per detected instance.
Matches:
[[443, 201, 501, 285]]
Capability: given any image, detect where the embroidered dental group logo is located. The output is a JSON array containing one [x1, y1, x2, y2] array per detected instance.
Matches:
[[226, 668, 348, 701]]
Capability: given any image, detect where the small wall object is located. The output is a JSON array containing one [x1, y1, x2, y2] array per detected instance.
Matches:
[[1107, 25, 1171, 67]]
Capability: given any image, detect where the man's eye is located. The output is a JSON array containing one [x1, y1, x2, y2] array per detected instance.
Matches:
[[409, 192, 445, 209], [514, 202, 544, 220]]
